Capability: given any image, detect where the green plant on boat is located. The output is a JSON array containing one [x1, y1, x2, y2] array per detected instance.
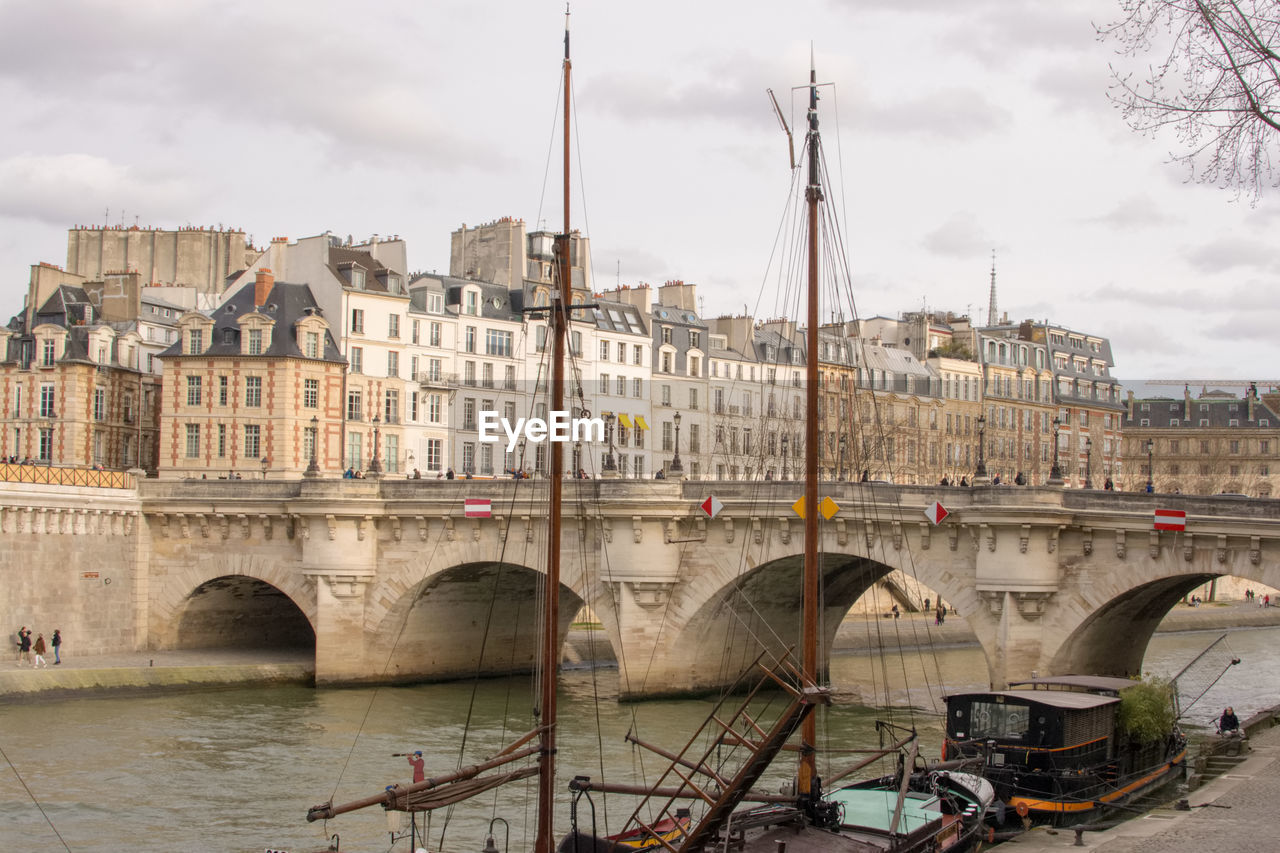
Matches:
[[1117, 678, 1177, 743]]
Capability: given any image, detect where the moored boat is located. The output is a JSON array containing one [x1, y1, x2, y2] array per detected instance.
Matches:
[[942, 675, 1187, 826]]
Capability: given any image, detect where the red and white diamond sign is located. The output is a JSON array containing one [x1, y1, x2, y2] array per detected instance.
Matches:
[[700, 495, 724, 519], [924, 501, 949, 526]]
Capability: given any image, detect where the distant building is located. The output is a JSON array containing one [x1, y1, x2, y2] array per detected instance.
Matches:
[[65, 225, 253, 299], [1122, 385, 1279, 496]]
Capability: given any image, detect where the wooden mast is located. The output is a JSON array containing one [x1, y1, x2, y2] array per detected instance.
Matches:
[[799, 57, 823, 801], [535, 8, 571, 853]]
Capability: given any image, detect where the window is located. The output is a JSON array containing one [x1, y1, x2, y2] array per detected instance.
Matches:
[[633, 344, 643, 365], [633, 378, 643, 398], [217, 423, 226, 458], [463, 399, 476, 430], [1230, 440, 1241, 454], [187, 329, 203, 355], [305, 331, 320, 358], [303, 424, 315, 462], [387, 351, 400, 378], [385, 389, 399, 423], [465, 327, 476, 353], [663, 421, 673, 451], [351, 308, 365, 334], [410, 389, 419, 422], [185, 424, 200, 458], [600, 340, 610, 360], [389, 314, 400, 339], [430, 322, 442, 347], [350, 347, 363, 374], [428, 394, 442, 423], [427, 292, 444, 314], [244, 424, 261, 458], [483, 325, 509, 350], [94, 387, 106, 421], [42, 338, 56, 366], [346, 432, 362, 469], [600, 373, 610, 395], [247, 328, 263, 355], [661, 327, 672, 344], [661, 352, 673, 373], [689, 388, 699, 410], [347, 390, 363, 421], [465, 291, 479, 316], [245, 376, 262, 407], [304, 378, 319, 408], [662, 385, 671, 406], [689, 330, 701, 349], [386, 434, 400, 473], [616, 376, 626, 396], [187, 376, 202, 407], [214, 375, 226, 406], [411, 319, 420, 344], [426, 438, 443, 471]]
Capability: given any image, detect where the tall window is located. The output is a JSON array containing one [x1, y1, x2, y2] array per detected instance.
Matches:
[[347, 390, 363, 421], [187, 329, 203, 354], [247, 328, 263, 355], [303, 425, 316, 462], [430, 322, 442, 347], [304, 378, 319, 408], [305, 331, 320, 358], [386, 434, 400, 473], [633, 378, 643, 398], [389, 314, 400, 339], [93, 387, 106, 421], [463, 398, 476, 430], [42, 338, 56, 366], [462, 442, 476, 472], [387, 351, 400, 378], [465, 327, 477, 353], [426, 438, 443, 471], [185, 424, 201, 458], [346, 433, 362, 469], [218, 375, 228, 406], [244, 424, 261, 458], [486, 329, 513, 357], [351, 308, 365, 333], [187, 376, 202, 406], [217, 423, 226, 457], [428, 394, 442, 424], [385, 389, 399, 423], [245, 376, 262, 407], [633, 344, 643, 365], [38, 427, 53, 461], [465, 291, 478, 316], [350, 347, 363, 374]]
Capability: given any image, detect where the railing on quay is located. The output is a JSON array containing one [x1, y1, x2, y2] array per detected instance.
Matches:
[[0, 462, 136, 490]]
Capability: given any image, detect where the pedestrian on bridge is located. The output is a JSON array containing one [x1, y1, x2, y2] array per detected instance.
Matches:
[[32, 634, 48, 668], [51, 629, 61, 664]]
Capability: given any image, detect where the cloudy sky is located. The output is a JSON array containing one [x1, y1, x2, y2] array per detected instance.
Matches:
[[0, 0, 1276, 384]]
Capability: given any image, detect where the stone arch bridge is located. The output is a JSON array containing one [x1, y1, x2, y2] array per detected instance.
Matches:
[[4, 477, 1279, 698]]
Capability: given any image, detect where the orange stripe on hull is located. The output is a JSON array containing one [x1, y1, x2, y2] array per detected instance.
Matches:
[[1008, 750, 1186, 815]]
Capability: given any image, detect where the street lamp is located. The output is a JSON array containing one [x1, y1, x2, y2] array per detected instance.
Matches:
[[975, 414, 987, 479], [260, 456, 269, 479], [669, 411, 684, 476], [573, 440, 582, 476], [304, 415, 320, 478], [1152, 438, 1162, 491], [603, 413, 617, 473], [781, 435, 790, 481], [1048, 416, 1063, 484], [838, 435, 847, 481], [1084, 436, 1093, 489], [368, 413, 383, 476]]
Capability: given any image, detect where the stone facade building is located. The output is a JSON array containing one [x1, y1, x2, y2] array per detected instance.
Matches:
[[1122, 386, 1279, 496]]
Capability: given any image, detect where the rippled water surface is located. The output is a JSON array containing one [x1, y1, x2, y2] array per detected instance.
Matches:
[[1, 626, 1275, 852]]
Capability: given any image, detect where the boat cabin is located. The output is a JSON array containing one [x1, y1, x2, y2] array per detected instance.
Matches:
[[943, 676, 1139, 773]]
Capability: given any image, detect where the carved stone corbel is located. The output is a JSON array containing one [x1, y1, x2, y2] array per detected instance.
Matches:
[[237, 514, 249, 539], [305, 572, 374, 600], [259, 514, 273, 540], [443, 517, 455, 541], [979, 590, 1004, 616], [390, 516, 402, 542], [948, 525, 959, 552], [779, 517, 791, 545], [752, 517, 763, 545], [919, 522, 931, 551], [1014, 591, 1054, 621], [472, 518, 482, 542], [629, 582, 674, 609], [157, 512, 169, 539], [1020, 524, 1030, 554], [724, 517, 735, 544], [215, 513, 229, 539], [123, 512, 135, 537], [864, 519, 875, 550], [326, 515, 338, 540], [1251, 536, 1261, 566], [1047, 525, 1061, 554], [1115, 529, 1126, 559], [1082, 527, 1093, 556], [836, 518, 847, 546], [1216, 534, 1228, 564], [1149, 530, 1160, 559], [601, 517, 613, 543], [633, 516, 644, 544], [292, 514, 309, 541], [197, 514, 210, 539], [1183, 532, 1195, 562], [176, 512, 189, 539], [982, 524, 996, 552], [417, 516, 429, 542], [892, 521, 902, 551]]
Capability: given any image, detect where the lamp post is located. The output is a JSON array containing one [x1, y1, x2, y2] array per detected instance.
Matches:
[[975, 414, 987, 480], [781, 435, 790, 481], [838, 435, 847, 481], [1048, 415, 1063, 484], [368, 413, 383, 477], [1084, 436, 1093, 489], [1152, 438, 1162, 491], [573, 441, 582, 476], [603, 413, 617, 475], [260, 455, 269, 479], [304, 415, 320, 478], [669, 411, 684, 476]]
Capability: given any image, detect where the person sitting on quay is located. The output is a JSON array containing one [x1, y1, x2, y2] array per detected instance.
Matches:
[[1219, 706, 1241, 735]]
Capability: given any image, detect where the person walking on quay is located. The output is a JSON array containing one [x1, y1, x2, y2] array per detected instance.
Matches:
[[51, 629, 62, 665], [32, 633, 48, 668], [934, 604, 946, 626], [16, 627, 32, 666]]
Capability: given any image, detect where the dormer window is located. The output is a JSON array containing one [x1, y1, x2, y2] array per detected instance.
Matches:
[[41, 338, 56, 367], [248, 328, 263, 355], [351, 267, 366, 290], [427, 292, 444, 314], [187, 329, 204, 355], [387, 274, 402, 294], [465, 289, 479, 316]]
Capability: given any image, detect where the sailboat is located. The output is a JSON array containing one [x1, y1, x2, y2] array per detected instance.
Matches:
[[303, 23, 994, 853]]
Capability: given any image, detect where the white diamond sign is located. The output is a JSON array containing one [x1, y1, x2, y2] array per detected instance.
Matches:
[[924, 501, 949, 526]]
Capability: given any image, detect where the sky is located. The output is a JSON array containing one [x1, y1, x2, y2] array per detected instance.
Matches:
[[0, 0, 1276, 386]]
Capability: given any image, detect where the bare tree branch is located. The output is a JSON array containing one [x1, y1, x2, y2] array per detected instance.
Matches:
[[1099, 0, 1280, 197]]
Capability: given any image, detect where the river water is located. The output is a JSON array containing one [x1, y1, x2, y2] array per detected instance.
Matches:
[[1, 626, 1275, 853]]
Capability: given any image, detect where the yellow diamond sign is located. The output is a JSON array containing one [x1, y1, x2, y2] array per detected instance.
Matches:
[[792, 496, 841, 520]]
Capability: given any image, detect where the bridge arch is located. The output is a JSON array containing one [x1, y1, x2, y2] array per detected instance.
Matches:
[[173, 575, 315, 651], [366, 560, 586, 683]]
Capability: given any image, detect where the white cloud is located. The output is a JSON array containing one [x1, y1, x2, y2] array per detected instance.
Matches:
[[0, 154, 198, 225]]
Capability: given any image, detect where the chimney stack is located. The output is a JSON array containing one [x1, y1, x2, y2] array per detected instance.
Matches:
[[255, 268, 274, 306]]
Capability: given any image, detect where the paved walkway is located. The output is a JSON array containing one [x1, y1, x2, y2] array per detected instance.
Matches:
[[996, 722, 1280, 853]]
